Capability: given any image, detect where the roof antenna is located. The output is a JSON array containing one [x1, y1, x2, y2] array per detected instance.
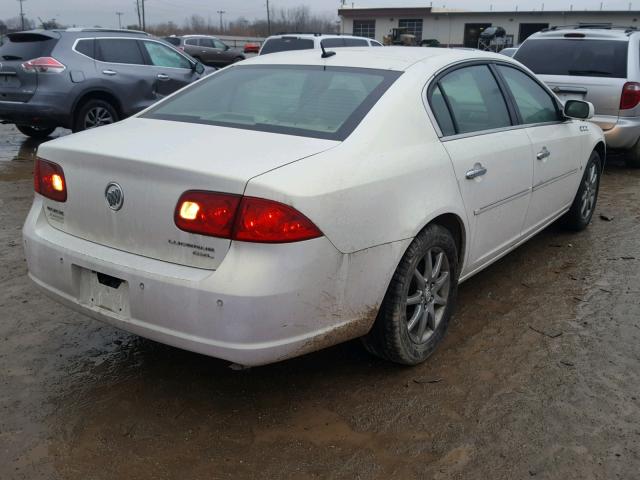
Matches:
[[321, 43, 336, 58]]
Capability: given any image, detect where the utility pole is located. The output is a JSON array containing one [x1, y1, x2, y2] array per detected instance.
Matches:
[[135, 0, 141, 29], [141, 0, 146, 30], [217, 10, 225, 32], [116, 12, 123, 29], [266, 0, 271, 35], [17, 0, 26, 31]]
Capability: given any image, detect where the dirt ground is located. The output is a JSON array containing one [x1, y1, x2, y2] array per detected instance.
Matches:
[[1, 123, 639, 479]]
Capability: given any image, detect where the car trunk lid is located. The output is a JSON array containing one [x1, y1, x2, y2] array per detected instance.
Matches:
[[0, 32, 59, 103], [37, 118, 339, 270]]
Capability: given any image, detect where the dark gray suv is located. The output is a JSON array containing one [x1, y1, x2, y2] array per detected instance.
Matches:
[[0, 28, 207, 138]]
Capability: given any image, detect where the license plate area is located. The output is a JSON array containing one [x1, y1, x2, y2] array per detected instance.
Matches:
[[76, 266, 130, 316]]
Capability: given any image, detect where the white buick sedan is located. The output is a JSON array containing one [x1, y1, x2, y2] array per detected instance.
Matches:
[[23, 47, 604, 366]]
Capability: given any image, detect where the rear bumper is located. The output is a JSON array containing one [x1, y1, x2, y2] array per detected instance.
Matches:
[[0, 93, 72, 128], [23, 198, 405, 366], [592, 115, 640, 150]]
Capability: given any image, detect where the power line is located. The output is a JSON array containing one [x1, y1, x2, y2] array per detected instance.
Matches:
[[116, 11, 123, 29], [217, 10, 225, 32], [17, 0, 26, 31]]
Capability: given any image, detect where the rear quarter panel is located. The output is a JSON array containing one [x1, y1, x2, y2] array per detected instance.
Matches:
[[244, 66, 468, 257]]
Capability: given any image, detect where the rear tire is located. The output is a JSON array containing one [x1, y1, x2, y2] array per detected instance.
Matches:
[[16, 125, 56, 139], [73, 99, 119, 132], [362, 224, 459, 365], [562, 150, 602, 231]]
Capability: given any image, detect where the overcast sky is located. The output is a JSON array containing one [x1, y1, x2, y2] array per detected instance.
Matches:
[[8, 0, 640, 28]]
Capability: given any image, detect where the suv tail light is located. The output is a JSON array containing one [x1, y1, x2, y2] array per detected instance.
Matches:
[[175, 191, 322, 243], [34, 158, 67, 202], [21, 57, 66, 73], [620, 82, 640, 110]]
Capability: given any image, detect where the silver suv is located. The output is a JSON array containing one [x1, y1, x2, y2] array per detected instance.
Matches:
[[515, 25, 640, 166]]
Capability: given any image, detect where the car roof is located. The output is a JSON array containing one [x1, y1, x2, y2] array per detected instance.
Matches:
[[10, 28, 149, 39], [267, 33, 371, 40], [528, 26, 637, 41], [244, 46, 515, 72], [180, 34, 219, 39]]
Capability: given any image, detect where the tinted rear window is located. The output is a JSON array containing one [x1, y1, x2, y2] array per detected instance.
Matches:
[[163, 37, 181, 46], [142, 65, 401, 140], [96, 39, 145, 65], [344, 38, 369, 47], [260, 38, 314, 55], [515, 39, 628, 78], [0, 33, 57, 61], [75, 39, 96, 58]]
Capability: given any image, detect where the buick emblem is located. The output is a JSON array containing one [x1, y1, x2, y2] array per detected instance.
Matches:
[[105, 182, 124, 211]]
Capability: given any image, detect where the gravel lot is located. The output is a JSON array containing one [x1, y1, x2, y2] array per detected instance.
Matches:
[[1, 123, 639, 479]]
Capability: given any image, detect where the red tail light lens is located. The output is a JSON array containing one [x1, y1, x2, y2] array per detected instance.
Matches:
[[175, 191, 241, 238], [174, 191, 322, 243], [620, 82, 640, 110], [34, 158, 67, 202], [21, 57, 66, 73], [234, 197, 322, 243]]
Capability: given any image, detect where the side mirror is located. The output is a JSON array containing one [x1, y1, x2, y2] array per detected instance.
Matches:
[[193, 61, 205, 75], [224, 44, 230, 51], [564, 100, 594, 120]]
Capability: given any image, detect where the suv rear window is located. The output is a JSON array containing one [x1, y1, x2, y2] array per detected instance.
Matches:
[[515, 39, 628, 78], [0, 33, 57, 61], [260, 38, 314, 55], [142, 65, 401, 140], [96, 39, 145, 65]]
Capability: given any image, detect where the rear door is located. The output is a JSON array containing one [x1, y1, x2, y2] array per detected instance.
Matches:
[[0, 32, 59, 103], [496, 64, 584, 232], [429, 63, 533, 271], [95, 37, 157, 113], [514, 37, 629, 129], [139, 39, 196, 97]]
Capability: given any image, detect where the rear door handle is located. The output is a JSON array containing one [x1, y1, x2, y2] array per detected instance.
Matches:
[[157, 73, 169, 80], [465, 163, 487, 179], [537, 147, 551, 160], [102, 69, 117, 76]]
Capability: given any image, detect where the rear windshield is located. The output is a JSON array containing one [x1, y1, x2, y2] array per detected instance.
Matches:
[[515, 39, 628, 78], [0, 33, 58, 61], [260, 38, 314, 55], [142, 65, 401, 140], [163, 37, 181, 46]]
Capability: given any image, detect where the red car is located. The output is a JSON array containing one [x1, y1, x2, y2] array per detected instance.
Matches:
[[244, 43, 260, 54]]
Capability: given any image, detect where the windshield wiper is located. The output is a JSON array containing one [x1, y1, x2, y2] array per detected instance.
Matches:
[[568, 69, 612, 76], [2, 55, 22, 61]]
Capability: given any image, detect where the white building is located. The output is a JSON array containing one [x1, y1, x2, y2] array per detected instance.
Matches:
[[338, 6, 640, 47]]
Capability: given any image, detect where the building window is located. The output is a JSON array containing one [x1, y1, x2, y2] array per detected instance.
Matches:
[[353, 20, 376, 39], [399, 18, 423, 42]]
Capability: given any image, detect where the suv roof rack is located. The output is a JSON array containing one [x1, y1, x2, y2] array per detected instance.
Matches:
[[63, 28, 150, 35], [543, 24, 638, 34]]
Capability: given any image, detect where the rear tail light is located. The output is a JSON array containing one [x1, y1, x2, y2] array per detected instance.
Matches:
[[21, 57, 66, 73], [175, 191, 322, 243], [620, 82, 640, 110], [34, 158, 67, 202]]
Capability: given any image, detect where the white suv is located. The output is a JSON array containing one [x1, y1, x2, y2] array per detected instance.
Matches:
[[515, 25, 640, 166], [259, 33, 382, 55]]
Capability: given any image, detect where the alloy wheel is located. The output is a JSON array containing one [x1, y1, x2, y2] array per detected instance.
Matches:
[[405, 248, 450, 344], [84, 107, 114, 129], [580, 163, 598, 220]]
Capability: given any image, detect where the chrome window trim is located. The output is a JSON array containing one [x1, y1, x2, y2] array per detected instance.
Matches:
[[72, 37, 194, 71], [422, 58, 566, 140]]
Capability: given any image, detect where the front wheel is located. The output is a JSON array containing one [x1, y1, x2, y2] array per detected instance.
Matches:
[[16, 125, 56, 139], [562, 150, 602, 231], [362, 224, 459, 365]]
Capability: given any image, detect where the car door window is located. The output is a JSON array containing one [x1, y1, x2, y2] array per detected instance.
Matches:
[[343, 38, 369, 47], [436, 65, 512, 135], [321, 38, 345, 48], [185, 39, 198, 46], [497, 65, 560, 124], [213, 40, 227, 50], [142, 41, 191, 69], [96, 38, 145, 65], [198, 38, 214, 48], [430, 85, 456, 136]]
